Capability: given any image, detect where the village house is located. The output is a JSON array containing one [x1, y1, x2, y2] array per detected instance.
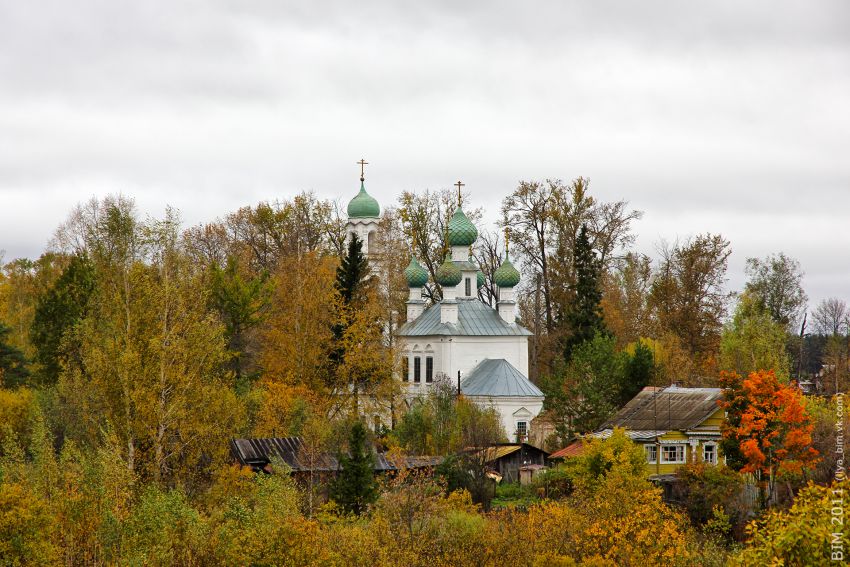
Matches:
[[591, 385, 726, 478]]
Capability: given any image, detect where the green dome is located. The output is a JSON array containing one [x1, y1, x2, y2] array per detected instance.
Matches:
[[493, 255, 521, 288], [476, 270, 485, 289], [347, 181, 380, 218], [447, 206, 478, 246], [436, 252, 462, 287], [404, 256, 429, 288]]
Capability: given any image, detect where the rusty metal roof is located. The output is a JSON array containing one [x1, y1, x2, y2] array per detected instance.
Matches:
[[599, 386, 723, 432], [466, 442, 549, 463], [229, 437, 443, 473], [549, 440, 587, 459]]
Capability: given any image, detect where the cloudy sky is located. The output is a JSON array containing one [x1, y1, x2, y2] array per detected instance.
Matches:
[[1, 1, 848, 308]]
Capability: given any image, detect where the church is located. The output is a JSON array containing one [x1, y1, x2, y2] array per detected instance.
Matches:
[[344, 168, 544, 442]]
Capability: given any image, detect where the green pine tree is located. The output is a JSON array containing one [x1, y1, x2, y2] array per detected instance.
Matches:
[[0, 323, 29, 388], [329, 421, 377, 515], [30, 253, 95, 385], [563, 224, 608, 361], [335, 234, 370, 306]]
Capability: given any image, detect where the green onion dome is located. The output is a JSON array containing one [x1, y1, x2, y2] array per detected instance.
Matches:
[[436, 252, 463, 287], [404, 256, 429, 288], [447, 206, 478, 246], [476, 270, 485, 289], [347, 181, 380, 218], [493, 255, 521, 288]]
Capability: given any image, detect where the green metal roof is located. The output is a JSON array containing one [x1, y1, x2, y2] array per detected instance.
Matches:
[[397, 298, 531, 336], [436, 252, 462, 286], [493, 255, 521, 288], [404, 256, 429, 288], [447, 206, 478, 246], [461, 358, 543, 397], [347, 181, 380, 218]]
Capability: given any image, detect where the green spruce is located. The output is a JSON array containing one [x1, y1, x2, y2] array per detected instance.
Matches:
[[329, 421, 377, 515], [563, 224, 608, 361]]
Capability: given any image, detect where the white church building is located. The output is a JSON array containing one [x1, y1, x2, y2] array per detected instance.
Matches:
[[345, 174, 544, 442]]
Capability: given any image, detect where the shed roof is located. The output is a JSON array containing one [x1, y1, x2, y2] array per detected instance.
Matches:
[[229, 437, 443, 473], [397, 298, 532, 337], [461, 358, 543, 398], [466, 443, 550, 463], [599, 386, 723, 432]]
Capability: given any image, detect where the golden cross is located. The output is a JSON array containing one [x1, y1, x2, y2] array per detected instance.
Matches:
[[455, 180, 465, 206], [504, 228, 510, 255], [357, 159, 368, 181]]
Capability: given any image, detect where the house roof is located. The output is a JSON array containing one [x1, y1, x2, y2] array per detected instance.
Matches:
[[550, 440, 587, 459], [461, 358, 544, 398], [229, 437, 443, 473], [397, 298, 532, 337], [599, 386, 723, 432]]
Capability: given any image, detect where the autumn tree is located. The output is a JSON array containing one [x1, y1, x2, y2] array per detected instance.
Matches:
[[56, 199, 244, 483], [650, 234, 732, 380], [720, 292, 792, 381], [719, 369, 819, 507], [209, 255, 271, 383], [744, 252, 807, 332], [601, 252, 654, 348], [812, 297, 849, 394]]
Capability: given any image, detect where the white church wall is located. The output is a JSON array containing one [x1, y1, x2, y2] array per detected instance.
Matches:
[[466, 395, 544, 442], [399, 335, 529, 384]]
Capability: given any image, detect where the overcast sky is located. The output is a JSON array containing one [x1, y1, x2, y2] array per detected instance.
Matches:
[[1, 1, 848, 309]]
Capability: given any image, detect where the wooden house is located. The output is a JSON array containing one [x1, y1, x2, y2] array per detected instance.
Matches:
[[467, 442, 549, 483], [591, 386, 725, 478]]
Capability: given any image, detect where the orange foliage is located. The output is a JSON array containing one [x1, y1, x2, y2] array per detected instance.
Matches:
[[719, 369, 819, 478]]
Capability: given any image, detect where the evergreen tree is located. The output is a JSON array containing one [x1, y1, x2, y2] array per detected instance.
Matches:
[[329, 421, 377, 515], [618, 342, 654, 406], [0, 323, 29, 387], [30, 253, 95, 385], [563, 224, 607, 361], [335, 234, 370, 305]]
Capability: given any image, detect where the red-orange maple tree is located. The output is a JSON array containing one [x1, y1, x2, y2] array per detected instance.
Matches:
[[718, 369, 819, 506]]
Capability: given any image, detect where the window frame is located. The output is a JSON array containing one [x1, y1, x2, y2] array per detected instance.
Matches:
[[702, 443, 717, 465], [425, 356, 433, 383], [645, 444, 658, 464], [660, 444, 686, 464], [465, 277, 472, 297], [413, 356, 421, 383], [515, 421, 528, 442]]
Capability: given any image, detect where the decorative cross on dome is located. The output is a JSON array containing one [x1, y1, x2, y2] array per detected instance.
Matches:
[[455, 180, 465, 206], [357, 159, 368, 182]]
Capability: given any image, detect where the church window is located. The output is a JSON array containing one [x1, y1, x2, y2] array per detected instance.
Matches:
[[465, 277, 471, 297], [402, 357, 409, 382], [414, 357, 421, 383], [426, 357, 433, 382], [515, 421, 528, 442]]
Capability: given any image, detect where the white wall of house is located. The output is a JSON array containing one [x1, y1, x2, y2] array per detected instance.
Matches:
[[465, 395, 544, 442]]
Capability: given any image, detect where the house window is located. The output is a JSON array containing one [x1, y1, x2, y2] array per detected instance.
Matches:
[[414, 357, 421, 383], [426, 357, 433, 383], [515, 421, 528, 442], [645, 444, 657, 463], [402, 357, 409, 382], [661, 445, 686, 464], [465, 277, 471, 297], [703, 443, 717, 465]]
